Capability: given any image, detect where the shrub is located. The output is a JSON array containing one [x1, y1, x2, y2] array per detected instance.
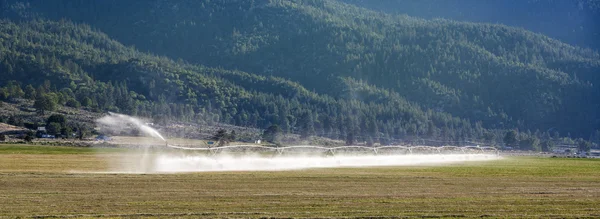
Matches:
[[66, 98, 81, 108]]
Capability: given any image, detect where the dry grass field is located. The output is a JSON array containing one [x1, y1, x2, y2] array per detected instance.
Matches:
[[0, 144, 599, 218]]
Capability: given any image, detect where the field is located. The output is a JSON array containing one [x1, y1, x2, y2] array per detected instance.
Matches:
[[0, 144, 599, 218]]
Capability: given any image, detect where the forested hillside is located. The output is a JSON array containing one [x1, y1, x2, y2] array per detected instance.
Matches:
[[340, 0, 600, 50], [0, 0, 599, 146], [0, 19, 500, 146]]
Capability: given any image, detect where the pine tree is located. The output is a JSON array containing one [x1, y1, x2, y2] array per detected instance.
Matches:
[[262, 125, 281, 144], [34, 94, 57, 115], [212, 128, 228, 146], [47, 122, 62, 136], [24, 84, 36, 100], [346, 131, 355, 146], [503, 130, 518, 148], [299, 112, 315, 139], [577, 139, 592, 153]]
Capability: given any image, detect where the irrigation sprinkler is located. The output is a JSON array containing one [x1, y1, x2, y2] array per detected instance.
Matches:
[[166, 144, 499, 157]]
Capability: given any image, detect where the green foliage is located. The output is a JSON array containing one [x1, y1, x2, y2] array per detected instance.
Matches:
[[0, 0, 597, 145], [80, 97, 92, 107], [0, 134, 6, 141], [577, 138, 592, 153], [346, 131, 355, 146], [46, 114, 66, 127], [24, 85, 36, 99], [590, 130, 600, 146], [7, 0, 597, 137], [76, 125, 89, 140], [6, 116, 23, 127], [262, 125, 282, 144], [212, 128, 230, 146], [5, 81, 24, 98], [34, 94, 57, 114], [366, 136, 374, 147], [0, 19, 489, 144], [541, 140, 555, 152], [212, 129, 227, 140], [24, 135, 33, 142], [482, 131, 498, 145], [299, 112, 316, 140], [60, 126, 72, 138], [46, 122, 62, 135], [0, 89, 8, 100], [65, 98, 80, 108], [519, 135, 541, 151], [503, 130, 518, 147]]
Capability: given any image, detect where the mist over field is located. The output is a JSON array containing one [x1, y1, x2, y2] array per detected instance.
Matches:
[[117, 154, 501, 173]]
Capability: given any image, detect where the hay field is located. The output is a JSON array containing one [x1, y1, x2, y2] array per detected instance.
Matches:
[[0, 144, 599, 218]]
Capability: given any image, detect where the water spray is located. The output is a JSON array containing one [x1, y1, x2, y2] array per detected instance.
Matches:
[[96, 112, 166, 141], [95, 113, 502, 173]]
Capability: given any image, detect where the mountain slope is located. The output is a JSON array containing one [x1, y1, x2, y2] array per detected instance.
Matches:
[[1, 0, 599, 139], [340, 0, 600, 50], [0, 19, 496, 145]]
